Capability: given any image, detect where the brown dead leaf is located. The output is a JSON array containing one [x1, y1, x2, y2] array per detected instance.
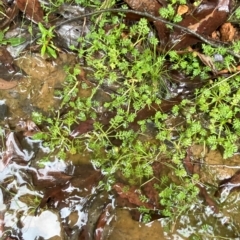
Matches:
[[0, 78, 18, 89], [0, 210, 5, 239], [170, 0, 231, 49], [124, 0, 160, 15], [16, 0, 43, 23], [177, 5, 189, 16], [220, 22, 235, 42], [30, 168, 73, 188]]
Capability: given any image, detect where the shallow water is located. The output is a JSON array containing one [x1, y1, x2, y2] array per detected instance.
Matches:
[[1, 53, 240, 240]]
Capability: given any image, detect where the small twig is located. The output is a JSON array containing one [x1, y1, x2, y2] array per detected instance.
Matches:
[[55, 8, 240, 59]]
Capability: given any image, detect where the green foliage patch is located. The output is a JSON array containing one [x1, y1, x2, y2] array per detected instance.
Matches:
[[31, 0, 240, 224]]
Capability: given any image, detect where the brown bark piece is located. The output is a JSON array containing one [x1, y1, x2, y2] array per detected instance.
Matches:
[[220, 22, 235, 42], [16, 0, 43, 23]]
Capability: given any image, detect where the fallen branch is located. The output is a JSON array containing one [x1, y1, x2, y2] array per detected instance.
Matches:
[[55, 8, 240, 59]]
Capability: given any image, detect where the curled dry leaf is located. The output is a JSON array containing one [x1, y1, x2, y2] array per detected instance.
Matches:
[[195, 52, 217, 74], [177, 5, 189, 16], [220, 22, 235, 42]]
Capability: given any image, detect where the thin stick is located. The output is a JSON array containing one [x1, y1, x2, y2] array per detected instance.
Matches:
[[55, 8, 240, 59]]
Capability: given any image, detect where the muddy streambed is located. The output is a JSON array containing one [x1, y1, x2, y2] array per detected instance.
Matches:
[[1, 54, 240, 240]]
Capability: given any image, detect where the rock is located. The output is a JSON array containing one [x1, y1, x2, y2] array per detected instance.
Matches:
[[103, 209, 164, 240]]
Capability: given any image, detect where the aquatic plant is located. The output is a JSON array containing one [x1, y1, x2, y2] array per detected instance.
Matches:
[[30, 0, 240, 225]]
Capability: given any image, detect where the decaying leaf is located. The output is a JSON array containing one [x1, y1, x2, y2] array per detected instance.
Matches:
[[124, 0, 231, 49], [198, 184, 219, 213], [30, 169, 73, 188], [0, 47, 14, 67], [218, 65, 240, 74], [0, 201, 6, 239], [0, 78, 18, 89], [16, 0, 43, 23]]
